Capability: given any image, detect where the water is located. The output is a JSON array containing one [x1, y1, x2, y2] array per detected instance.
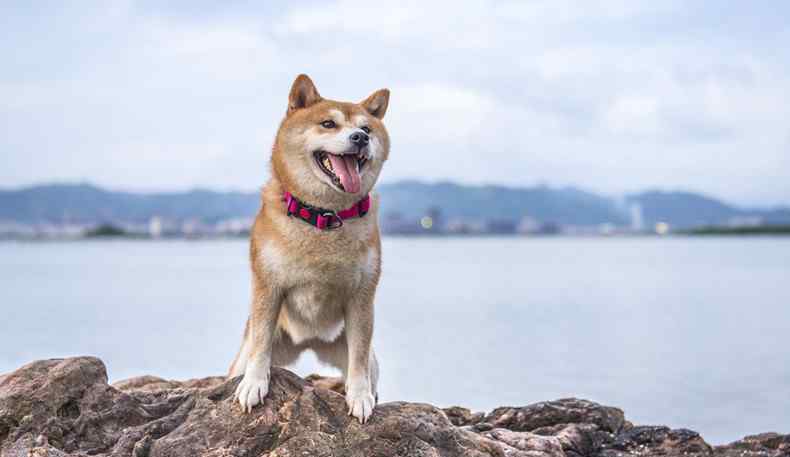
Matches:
[[1, 237, 788, 444]]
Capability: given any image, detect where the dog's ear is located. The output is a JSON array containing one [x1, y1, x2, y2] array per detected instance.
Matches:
[[360, 89, 390, 119], [288, 74, 322, 114]]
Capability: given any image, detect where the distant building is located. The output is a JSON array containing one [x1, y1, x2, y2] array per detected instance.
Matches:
[[517, 216, 540, 234], [726, 216, 763, 228], [445, 219, 485, 235], [381, 212, 422, 235], [215, 217, 253, 235], [598, 223, 616, 236], [148, 217, 163, 238], [629, 203, 644, 231], [425, 206, 443, 232], [486, 218, 518, 234], [538, 222, 561, 235], [0, 221, 35, 238]]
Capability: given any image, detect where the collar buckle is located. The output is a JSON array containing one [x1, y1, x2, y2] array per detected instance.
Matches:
[[321, 211, 343, 230]]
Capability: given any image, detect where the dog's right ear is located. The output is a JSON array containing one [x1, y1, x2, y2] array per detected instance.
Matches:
[[288, 74, 322, 114]]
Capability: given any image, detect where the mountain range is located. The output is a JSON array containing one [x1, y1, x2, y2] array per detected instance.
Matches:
[[1, 181, 789, 229]]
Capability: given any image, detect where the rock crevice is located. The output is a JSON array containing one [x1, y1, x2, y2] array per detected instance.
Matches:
[[0, 357, 786, 456]]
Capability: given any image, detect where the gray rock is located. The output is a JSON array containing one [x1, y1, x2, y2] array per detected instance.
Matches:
[[442, 406, 485, 427], [485, 398, 627, 434], [714, 433, 790, 457], [0, 357, 786, 456]]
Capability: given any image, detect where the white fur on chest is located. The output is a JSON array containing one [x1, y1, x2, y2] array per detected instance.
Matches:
[[286, 287, 346, 344], [258, 238, 379, 344]]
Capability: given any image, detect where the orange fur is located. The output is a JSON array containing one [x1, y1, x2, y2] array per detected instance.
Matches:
[[228, 74, 390, 423]]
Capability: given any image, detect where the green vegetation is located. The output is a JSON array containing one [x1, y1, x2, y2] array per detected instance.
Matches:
[[684, 225, 790, 236], [84, 224, 127, 238]]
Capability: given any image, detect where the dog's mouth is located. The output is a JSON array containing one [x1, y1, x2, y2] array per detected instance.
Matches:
[[314, 150, 368, 193]]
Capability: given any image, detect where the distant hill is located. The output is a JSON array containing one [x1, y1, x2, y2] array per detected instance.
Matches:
[[0, 184, 259, 224], [625, 191, 790, 228], [377, 181, 627, 226], [1, 182, 788, 229]]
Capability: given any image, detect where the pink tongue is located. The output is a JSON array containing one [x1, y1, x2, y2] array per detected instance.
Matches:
[[328, 154, 361, 193]]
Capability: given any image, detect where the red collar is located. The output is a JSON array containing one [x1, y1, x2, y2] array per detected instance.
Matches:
[[284, 191, 371, 230]]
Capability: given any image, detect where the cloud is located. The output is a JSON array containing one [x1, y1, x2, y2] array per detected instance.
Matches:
[[389, 83, 497, 143], [602, 95, 661, 137], [1, 0, 789, 205]]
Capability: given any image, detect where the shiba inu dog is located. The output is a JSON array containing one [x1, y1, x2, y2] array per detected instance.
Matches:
[[228, 74, 390, 423]]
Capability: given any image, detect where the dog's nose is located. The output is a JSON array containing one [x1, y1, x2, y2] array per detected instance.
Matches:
[[349, 131, 369, 148]]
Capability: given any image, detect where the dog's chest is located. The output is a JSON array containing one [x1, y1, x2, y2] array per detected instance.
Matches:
[[258, 238, 378, 344], [284, 285, 347, 343]]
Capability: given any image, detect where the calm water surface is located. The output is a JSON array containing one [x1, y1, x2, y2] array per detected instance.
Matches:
[[1, 237, 788, 444]]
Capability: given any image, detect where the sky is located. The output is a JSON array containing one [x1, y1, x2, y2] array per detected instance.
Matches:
[[1, 1, 789, 206]]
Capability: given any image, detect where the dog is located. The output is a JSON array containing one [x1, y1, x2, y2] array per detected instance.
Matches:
[[228, 74, 390, 423]]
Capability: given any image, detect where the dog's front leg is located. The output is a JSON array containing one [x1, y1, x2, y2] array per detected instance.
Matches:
[[234, 282, 281, 413], [344, 294, 376, 423]]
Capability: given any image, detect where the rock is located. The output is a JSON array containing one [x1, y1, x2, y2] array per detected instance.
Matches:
[[485, 398, 627, 434], [0, 357, 786, 457], [111, 375, 226, 393], [442, 406, 485, 426], [601, 425, 712, 456], [714, 433, 790, 457]]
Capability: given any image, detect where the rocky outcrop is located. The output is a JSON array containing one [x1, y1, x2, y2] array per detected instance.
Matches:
[[0, 357, 787, 456]]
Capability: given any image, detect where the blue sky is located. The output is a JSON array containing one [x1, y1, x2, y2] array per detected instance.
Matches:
[[2, 1, 789, 205]]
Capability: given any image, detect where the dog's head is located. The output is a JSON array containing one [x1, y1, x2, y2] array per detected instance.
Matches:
[[272, 74, 390, 209]]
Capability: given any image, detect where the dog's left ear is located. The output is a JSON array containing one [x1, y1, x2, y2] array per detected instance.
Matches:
[[288, 74, 322, 114], [360, 89, 390, 119]]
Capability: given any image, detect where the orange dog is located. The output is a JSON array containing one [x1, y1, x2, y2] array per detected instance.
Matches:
[[228, 74, 390, 423]]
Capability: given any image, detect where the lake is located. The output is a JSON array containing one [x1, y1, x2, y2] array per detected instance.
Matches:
[[1, 237, 788, 444]]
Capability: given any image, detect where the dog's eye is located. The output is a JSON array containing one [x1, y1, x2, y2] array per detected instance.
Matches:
[[360, 126, 371, 134], [320, 120, 336, 129]]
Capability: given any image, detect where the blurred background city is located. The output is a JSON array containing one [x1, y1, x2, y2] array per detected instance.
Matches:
[[1, 1, 789, 444], [2, 179, 790, 239]]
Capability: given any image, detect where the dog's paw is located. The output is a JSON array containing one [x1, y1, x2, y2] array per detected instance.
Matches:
[[345, 381, 376, 423], [234, 371, 270, 413]]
